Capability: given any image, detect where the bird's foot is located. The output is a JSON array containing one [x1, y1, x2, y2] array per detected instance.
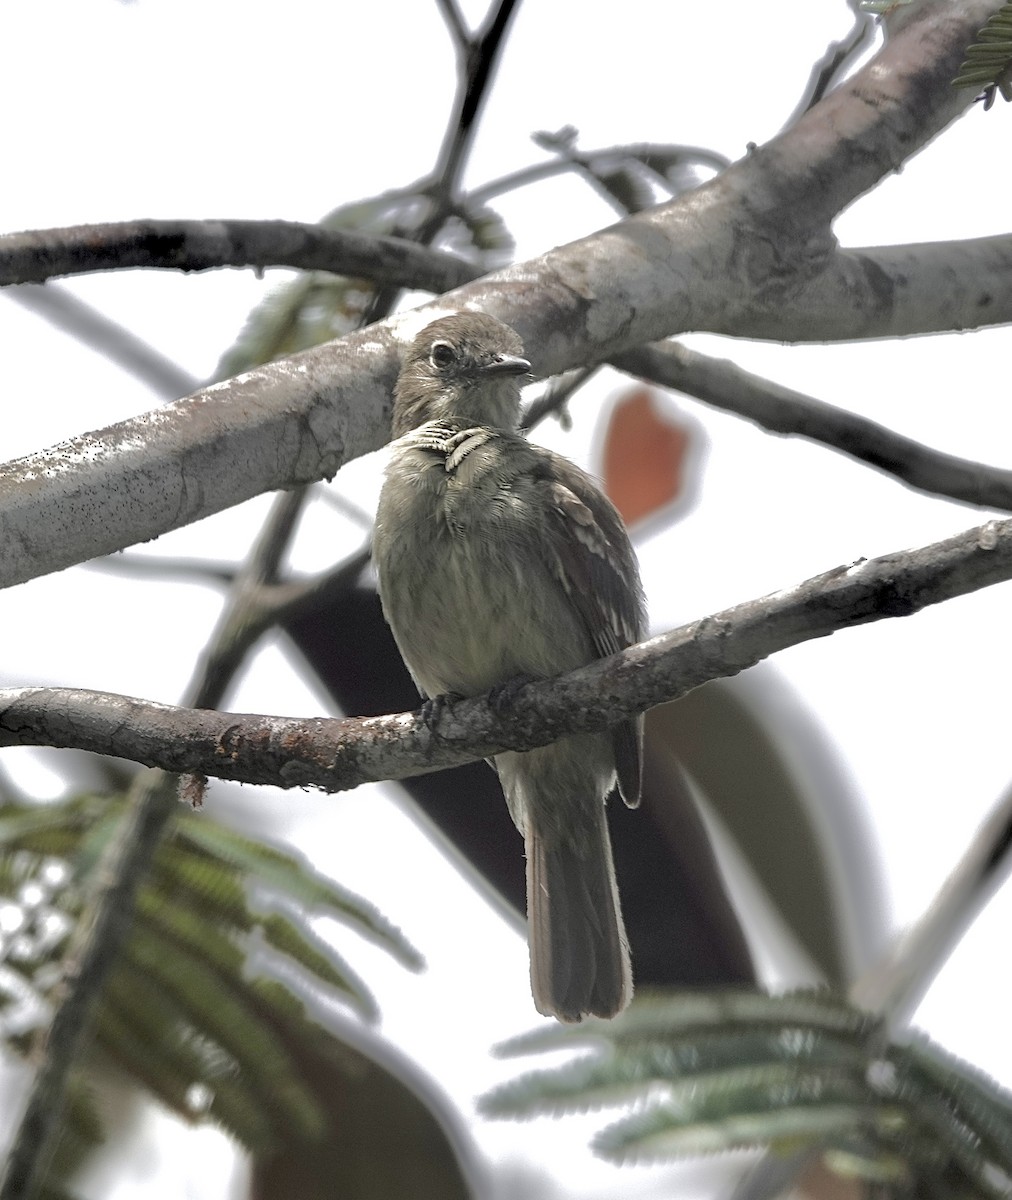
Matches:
[[487, 674, 537, 717], [419, 691, 464, 733]]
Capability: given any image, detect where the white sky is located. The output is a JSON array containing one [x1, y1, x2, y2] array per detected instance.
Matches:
[[2, 2, 1012, 1197]]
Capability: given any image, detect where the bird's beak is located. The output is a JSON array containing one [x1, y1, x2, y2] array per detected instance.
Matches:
[[479, 354, 531, 377]]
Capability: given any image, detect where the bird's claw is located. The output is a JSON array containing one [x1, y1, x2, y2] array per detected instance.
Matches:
[[420, 691, 463, 733], [487, 674, 537, 717]]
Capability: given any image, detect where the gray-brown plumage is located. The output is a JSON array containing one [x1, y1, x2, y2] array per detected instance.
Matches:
[[373, 312, 646, 1021]]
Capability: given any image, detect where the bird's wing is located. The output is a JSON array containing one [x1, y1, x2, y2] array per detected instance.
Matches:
[[536, 450, 647, 807]]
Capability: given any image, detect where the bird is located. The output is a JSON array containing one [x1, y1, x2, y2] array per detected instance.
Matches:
[[373, 311, 646, 1021]]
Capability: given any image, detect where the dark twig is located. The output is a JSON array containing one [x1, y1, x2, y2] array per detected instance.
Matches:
[[7, 283, 200, 399], [5, 514, 1012, 791], [520, 366, 596, 432], [434, 0, 469, 51], [852, 780, 1012, 1027], [468, 141, 730, 207], [780, 2, 878, 130], [614, 340, 1012, 513], [0, 219, 480, 294], [363, 0, 521, 330], [88, 553, 237, 587], [432, 0, 523, 201]]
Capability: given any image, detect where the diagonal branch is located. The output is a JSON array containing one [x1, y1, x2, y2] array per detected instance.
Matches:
[[614, 340, 1012, 511], [7, 283, 201, 399], [3, 513, 1012, 790], [0, 219, 481, 293]]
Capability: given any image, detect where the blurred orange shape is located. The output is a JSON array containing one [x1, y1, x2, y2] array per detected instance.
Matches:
[[601, 387, 692, 528]]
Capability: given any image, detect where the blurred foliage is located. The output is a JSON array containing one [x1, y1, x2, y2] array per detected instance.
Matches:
[[952, 3, 1012, 107], [0, 792, 478, 1199], [482, 989, 1012, 1198], [215, 190, 512, 378]]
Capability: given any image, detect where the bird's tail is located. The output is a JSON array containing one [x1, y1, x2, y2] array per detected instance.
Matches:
[[525, 800, 632, 1023]]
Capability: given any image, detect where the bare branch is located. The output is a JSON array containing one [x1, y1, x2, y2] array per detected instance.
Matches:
[[733, 236, 1012, 343], [519, 366, 595, 432], [431, 0, 523, 197], [852, 780, 1012, 1026], [0, 219, 480, 294], [614, 340, 1012, 511], [779, 2, 878, 129], [4, 514, 1012, 789], [434, 0, 470, 54], [467, 142, 730, 207], [6, 283, 200, 399]]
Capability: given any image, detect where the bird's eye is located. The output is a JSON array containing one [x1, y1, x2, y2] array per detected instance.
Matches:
[[429, 341, 456, 369]]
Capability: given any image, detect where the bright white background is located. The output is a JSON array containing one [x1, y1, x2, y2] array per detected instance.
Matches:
[[2, 2, 1011, 1197]]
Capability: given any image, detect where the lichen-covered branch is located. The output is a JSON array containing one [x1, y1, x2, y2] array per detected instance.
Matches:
[[3, 513, 1012, 790]]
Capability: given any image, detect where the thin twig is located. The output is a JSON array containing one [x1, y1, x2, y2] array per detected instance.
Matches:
[[852, 781, 1012, 1026], [779, 2, 878, 130], [468, 141, 730, 206], [519, 366, 596, 432], [614, 340, 1012, 512], [433, 0, 470, 54], [431, 0, 523, 201], [7, 283, 200, 399], [0, 219, 480, 294], [4, 514, 1012, 790]]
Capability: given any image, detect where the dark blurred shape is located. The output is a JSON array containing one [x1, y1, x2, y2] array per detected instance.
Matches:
[[282, 574, 756, 990], [250, 1013, 476, 1200], [654, 673, 886, 986]]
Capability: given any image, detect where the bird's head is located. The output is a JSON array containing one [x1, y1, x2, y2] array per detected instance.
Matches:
[[392, 312, 531, 437]]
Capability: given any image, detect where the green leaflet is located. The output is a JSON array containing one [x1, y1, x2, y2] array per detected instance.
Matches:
[[484, 989, 1012, 1197]]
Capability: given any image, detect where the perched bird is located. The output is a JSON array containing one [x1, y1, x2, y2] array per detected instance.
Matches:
[[373, 311, 646, 1021]]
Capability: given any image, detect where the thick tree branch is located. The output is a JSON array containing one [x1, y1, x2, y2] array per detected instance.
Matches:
[[0, 219, 480, 293], [0, 1, 1005, 592], [614, 340, 1012, 511], [3, 515, 1012, 789]]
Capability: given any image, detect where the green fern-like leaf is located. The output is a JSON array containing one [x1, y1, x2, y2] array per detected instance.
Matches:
[[177, 817, 422, 969], [214, 190, 430, 378], [484, 988, 1012, 1196], [952, 3, 1012, 105], [483, 1027, 871, 1120], [0, 790, 425, 1184], [496, 988, 875, 1059], [260, 912, 378, 1023]]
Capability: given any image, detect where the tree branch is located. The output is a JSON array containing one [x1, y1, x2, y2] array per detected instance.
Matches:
[[0, 1, 1003, 593], [6, 283, 201, 399], [852, 780, 1012, 1027], [0, 219, 480, 294], [4, 514, 1012, 789], [614, 339, 1012, 511], [779, 2, 878, 130]]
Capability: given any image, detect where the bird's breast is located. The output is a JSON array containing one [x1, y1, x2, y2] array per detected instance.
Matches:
[[374, 426, 588, 698]]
